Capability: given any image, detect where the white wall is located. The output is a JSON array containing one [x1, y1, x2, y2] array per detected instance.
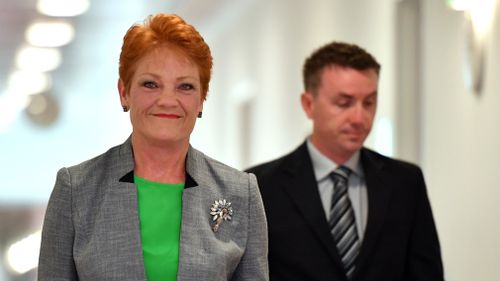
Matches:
[[421, 1, 500, 280], [192, 0, 398, 169], [0, 0, 397, 202]]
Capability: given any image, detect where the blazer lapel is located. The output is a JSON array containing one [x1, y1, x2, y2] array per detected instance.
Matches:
[[110, 138, 147, 280], [279, 142, 346, 270], [354, 149, 394, 275]]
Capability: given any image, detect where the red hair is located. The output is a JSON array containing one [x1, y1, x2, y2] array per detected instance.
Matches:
[[119, 14, 213, 100]]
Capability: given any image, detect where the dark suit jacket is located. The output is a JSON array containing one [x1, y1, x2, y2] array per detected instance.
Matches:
[[246, 141, 444, 281]]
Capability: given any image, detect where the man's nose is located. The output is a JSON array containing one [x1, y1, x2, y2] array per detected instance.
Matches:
[[350, 104, 366, 124]]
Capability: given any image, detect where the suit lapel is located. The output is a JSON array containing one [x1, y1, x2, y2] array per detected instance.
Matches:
[[279, 142, 346, 270], [354, 149, 394, 275]]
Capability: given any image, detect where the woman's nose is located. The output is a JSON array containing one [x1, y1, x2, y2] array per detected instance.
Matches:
[[157, 88, 178, 105]]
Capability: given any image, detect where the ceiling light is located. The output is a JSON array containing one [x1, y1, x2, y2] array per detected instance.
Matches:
[[26, 21, 75, 47], [15, 46, 62, 72], [37, 0, 90, 17]]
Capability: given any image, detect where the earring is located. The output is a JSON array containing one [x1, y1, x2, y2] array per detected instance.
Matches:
[[122, 106, 129, 112], [197, 112, 203, 118]]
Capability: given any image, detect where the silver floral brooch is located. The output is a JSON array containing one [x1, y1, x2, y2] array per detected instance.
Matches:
[[210, 199, 233, 232]]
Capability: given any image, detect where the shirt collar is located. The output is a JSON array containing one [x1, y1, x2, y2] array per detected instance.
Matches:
[[306, 138, 362, 181]]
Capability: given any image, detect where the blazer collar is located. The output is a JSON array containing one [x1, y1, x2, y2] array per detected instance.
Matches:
[[185, 145, 207, 188], [116, 137, 198, 188], [108, 137, 204, 280], [116, 136, 135, 181]]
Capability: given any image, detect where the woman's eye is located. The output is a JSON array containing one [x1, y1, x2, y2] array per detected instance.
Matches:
[[143, 81, 158, 89], [178, 83, 195, 91]]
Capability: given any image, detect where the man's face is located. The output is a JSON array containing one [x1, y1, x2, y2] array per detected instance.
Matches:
[[301, 65, 378, 163]]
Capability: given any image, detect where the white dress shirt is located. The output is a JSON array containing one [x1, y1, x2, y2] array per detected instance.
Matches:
[[307, 139, 368, 241]]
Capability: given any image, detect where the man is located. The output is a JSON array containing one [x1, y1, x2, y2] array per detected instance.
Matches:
[[246, 41, 444, 281]]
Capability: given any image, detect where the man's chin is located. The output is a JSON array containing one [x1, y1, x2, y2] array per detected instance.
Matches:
[[344, 141, 364, 152]]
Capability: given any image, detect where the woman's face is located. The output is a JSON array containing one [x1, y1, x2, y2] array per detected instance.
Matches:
[[119, 47, 203, 146]]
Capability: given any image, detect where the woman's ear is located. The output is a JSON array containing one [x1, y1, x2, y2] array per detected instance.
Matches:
[[118, 79, 130, 112], [118, 79, 128, 106], [198, 101, 203, 115]]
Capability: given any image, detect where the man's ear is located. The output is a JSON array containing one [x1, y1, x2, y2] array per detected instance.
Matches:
[[301, 91, 314, 119]]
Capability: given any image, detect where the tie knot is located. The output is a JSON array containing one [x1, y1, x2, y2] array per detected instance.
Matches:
[[330, 166, 351, 182]]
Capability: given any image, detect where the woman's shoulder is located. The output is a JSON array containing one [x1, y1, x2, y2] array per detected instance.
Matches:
[[63, 141, 132, 186]]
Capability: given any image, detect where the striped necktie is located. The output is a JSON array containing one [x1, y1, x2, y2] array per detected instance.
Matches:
[[329, 166, 359, 279]]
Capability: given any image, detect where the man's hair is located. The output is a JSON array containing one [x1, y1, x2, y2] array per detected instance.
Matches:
[[303, 41, 381, 93]]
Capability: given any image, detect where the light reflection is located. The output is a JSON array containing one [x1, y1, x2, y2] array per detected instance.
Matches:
[[374, 117, 394, 157], [447, 0, 497, 37], [468, 0, 497, 37], [447, 0, 470, 10]]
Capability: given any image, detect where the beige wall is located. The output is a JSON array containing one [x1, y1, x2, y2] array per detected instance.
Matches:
[[421, 1, 500, 280], [191, 0, 397, 168]]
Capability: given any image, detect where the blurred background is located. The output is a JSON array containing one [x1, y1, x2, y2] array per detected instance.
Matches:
[[0, 0, 499, 280]]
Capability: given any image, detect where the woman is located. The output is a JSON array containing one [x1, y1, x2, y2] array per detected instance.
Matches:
[[38, 13, 268, 281]]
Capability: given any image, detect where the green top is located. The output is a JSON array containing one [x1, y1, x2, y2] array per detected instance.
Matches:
[[135, 176, 184, 281]]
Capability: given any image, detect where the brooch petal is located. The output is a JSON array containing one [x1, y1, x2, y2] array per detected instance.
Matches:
[[210, 199, 233, 232]]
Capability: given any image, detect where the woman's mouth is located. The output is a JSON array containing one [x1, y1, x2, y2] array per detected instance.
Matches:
[[153, 113, 181, 119]]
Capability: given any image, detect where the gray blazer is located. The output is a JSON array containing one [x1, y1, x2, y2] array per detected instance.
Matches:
[[38, 138, 268, 281]]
